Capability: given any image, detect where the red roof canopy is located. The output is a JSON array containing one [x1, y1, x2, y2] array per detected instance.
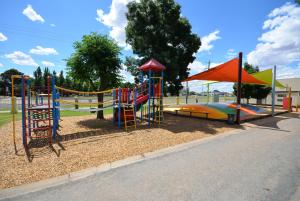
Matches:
[[184, 58, 267, 84], [138, 59, 165, 72]]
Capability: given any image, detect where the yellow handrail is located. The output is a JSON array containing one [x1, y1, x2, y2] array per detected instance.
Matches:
[[56, 99, 114, 106], [55, 86, 113, 94]]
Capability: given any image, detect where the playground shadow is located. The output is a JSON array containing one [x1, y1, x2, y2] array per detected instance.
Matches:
[[242, 112, 299, 132], [157, 113, 242, 135], [56, 113, 242, 145], [25, 139, 64, 162]]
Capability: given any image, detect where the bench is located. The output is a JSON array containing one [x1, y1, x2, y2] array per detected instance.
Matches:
[[174, 109, 209, 119]]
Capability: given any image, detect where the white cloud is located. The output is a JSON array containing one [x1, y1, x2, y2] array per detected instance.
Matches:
[[96, 0, 133, 49], [188, 60, 221, 73], [5, 51, 38, 66], [0, 63, 3, 67], [0, 33, 8, 41], [276, 65, 300, 79], [22, 4, 45, 23], [29, 46, 58, 55], [247, 2, 300, 68], [198, 30, 221, 53], [225, 48, 237, 59], [120, 64, 134, 82], [41, 61, 55, 67], [50, 23, 56, 27]]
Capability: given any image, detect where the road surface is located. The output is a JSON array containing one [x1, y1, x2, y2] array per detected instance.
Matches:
[[5, 113, 300, 201]]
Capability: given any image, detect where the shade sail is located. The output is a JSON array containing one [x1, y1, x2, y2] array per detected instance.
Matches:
[[138, 58, 165, 72], [184, 58, 267, 85], [252, 69, 285, 88], [201, 69, 285, 88]]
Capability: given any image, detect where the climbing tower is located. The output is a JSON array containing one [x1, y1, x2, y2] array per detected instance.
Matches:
[[138, 59, 165, 126]]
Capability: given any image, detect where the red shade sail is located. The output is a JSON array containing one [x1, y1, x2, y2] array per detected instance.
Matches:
[[184, 58, 267, 84], [139, 59, 166, 72]]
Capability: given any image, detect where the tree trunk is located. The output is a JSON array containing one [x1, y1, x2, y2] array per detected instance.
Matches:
[[247, 98, 249, 104], [256, 99, 262, 105], [97, 93, 104, 119]]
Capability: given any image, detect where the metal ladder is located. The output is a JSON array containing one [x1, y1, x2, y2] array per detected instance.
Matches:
[[123, 106, 137, 131], [154, 97, 163, 124]]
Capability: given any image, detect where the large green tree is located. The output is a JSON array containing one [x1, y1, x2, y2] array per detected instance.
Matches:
[[66, 32, 122, 119], [33, 66, 43, 93], [233, 63, 271, 103], [126, 0, 201, 95], [58, 70, 65, 87], [43, 67, 51, 92], [124, 56, 141, 84], [0, 68, 23, 96]]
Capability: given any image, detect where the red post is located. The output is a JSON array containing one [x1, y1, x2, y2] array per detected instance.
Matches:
[[236, 52, 243, 124]]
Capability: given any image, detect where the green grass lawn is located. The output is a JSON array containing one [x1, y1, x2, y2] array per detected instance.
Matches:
[[0, 108, 114, 127]]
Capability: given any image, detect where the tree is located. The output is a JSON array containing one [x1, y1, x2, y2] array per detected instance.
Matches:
[[58, 70, 65, 87], [126, 0, 201, 95], [124, 56, 140, 84], [0, 68, 23, 96], [33, 67, 43, 93], [296, 0, 300, 5], [66, 32, 122, 119], [43, 67, 51, 92], [233, 63, 271, 103]]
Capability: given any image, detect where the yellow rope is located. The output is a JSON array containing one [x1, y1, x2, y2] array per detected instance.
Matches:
[[56, 99, 114, 106], [55, 86, 113, 94]]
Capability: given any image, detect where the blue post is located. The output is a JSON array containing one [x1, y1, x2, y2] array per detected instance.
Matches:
[[112, 89, 116, 124], [161, 71, 164, 121], [134, 87, 137, 121], [57, 92, 60, 120], [118, 87, 121, 128], [35, 93, 38, 105], [148, 70, 152, 126], [51, 75, 57, 140], [27, 79, 31, 137], [21, 76, 26, 146], [161, 71, 164, 97]]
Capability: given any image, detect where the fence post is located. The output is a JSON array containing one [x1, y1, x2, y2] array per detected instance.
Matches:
[[75, 96, 79, 109], [11, 97, 18, 114]]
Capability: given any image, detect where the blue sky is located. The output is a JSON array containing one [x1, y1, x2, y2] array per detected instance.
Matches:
[[0, 0, 299, 91]]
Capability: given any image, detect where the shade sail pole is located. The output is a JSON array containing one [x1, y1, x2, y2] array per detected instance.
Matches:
[[236, 52, 243, 124], [271, 65, 276, 116], [206, 60, 211, 104], [185, 81, 189, 104]]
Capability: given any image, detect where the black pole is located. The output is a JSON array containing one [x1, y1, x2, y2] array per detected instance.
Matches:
[[236, 52, 243, 124]]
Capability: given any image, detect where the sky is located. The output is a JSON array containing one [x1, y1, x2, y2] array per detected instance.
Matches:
[[0, 0, 300, 92]]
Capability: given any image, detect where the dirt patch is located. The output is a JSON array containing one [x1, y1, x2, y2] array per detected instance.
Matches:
[[0, 114, 239, 189]]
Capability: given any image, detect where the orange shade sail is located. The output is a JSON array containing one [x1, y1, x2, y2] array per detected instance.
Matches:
[[184, 58, 267, 85]]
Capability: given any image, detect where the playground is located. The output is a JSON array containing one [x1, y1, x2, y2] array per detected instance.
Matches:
[[0, 56, 296, 189]]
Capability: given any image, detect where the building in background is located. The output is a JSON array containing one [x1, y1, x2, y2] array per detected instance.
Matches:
[[248, 78, 300, 107]]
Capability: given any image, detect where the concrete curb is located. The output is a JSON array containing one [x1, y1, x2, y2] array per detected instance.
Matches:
[[0, 128, 243, 200]]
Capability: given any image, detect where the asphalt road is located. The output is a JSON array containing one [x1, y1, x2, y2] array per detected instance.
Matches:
[[6, 113, 300, 201]]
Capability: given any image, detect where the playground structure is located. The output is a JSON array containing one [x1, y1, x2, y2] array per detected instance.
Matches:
[[11, 59, 165, 151]]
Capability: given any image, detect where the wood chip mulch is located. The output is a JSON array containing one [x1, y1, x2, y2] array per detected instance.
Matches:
[[0, 114, 238, 189]]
